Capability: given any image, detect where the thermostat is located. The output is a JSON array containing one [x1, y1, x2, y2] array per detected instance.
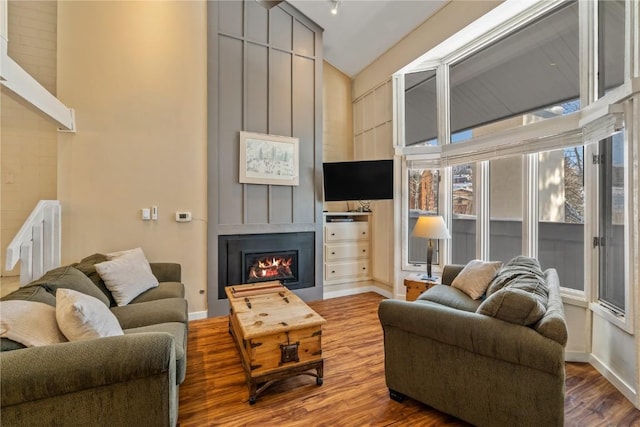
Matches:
[[175, 212, 192, 222]]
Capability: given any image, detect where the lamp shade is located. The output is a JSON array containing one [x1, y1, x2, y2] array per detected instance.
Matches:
[[411, 215, 451, 239]]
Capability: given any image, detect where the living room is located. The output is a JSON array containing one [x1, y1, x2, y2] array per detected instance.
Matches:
[[1, 0, 640, 425]]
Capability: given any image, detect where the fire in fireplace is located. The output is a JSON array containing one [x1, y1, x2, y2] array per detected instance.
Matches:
[[246, 251, 296, 283]]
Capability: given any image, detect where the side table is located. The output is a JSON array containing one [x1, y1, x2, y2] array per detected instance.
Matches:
[[404, 275, 439, 301]]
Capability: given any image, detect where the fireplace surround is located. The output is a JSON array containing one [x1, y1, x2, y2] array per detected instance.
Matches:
[[218, 232, 315, 299]]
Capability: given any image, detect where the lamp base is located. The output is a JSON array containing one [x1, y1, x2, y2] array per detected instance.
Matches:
[[417, 274, 439, 282]]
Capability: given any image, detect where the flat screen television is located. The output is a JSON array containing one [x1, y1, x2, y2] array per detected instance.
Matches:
[[322, 159, 394, 201]]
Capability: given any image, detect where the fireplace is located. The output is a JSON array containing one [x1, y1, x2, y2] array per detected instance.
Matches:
[[218, 232, 314, 299]]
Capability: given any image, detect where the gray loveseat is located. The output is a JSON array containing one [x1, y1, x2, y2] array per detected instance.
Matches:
[[0, 254, 188, 427], [378, 257, 568, 427]]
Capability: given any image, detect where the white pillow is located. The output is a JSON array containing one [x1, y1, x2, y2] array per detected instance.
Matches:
[[106, 247, 140, 260], [56, 288, 123, 341], [0, 300, 67, 347], [451, 260, 503, 300], [95, 247, 159, 306]]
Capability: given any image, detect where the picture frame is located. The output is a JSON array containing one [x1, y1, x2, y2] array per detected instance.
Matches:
[[239, 131, 299, 186]]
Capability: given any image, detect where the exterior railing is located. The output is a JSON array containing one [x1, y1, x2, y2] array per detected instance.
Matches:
[[5, 200, 61, 285], [409, 215, 587, 291]]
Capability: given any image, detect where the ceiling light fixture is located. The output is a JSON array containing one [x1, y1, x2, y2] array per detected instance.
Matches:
[[330, 0, 340, 15]]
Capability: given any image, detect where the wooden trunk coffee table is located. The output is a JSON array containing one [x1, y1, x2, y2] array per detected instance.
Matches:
[[225, 281, 326, 404]]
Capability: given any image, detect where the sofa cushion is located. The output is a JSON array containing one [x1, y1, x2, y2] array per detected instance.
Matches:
[[451, 260, 502, 300], [129, 282, 185, 304], [71, 253, 116, 306], [24, 265, 111, 307], [418, 285, 482, 312], [56, 289, 124, 341], [111, 298, 188, 329], [0, 300, 67, 347], [125, 322, 186, 360], [95, 248, 159, 306]]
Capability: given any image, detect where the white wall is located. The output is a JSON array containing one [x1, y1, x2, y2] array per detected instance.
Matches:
[[1, 1, 58, 278], [352, 80, 394, 292], [57, 1, 208, 314]]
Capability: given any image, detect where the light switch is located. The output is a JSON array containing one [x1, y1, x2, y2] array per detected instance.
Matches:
[[141, 208, 151, 221]]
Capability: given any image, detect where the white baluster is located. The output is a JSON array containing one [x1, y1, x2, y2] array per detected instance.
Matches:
[[19, 242, 33, 285], [32, 222, 44, 280]]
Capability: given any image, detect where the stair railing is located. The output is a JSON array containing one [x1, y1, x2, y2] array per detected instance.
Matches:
[[5, 200, 61, 285]]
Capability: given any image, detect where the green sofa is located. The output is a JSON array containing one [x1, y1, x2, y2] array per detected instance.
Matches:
[[0, 254, 188, 427], [378, 258, 568, 427]]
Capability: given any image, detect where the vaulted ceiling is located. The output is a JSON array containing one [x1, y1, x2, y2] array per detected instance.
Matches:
[[288, 0, 448, 77]]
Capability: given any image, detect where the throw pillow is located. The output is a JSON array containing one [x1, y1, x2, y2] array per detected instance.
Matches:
[[451, 260, 503, 300], [486, 255, 544, 297], [55, 288, 123, 341], [0, 300, 67, 347], [24, 265, 110, 307], [477, 287, 547, 326], [94, 248, 159, 306], [106, 248, 140, 260]]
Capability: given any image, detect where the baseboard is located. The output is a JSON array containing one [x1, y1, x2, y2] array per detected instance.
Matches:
[[188, 311, 208, 321], [589, 353, 637, 406], [324, 285, 392, 300], [565, 351, 590, 363]]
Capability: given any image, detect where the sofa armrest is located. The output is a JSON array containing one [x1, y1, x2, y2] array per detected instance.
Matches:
[[441, 264, 465, 285], [378, 299, 564, 376], [150, 263, 182, 282], [0, 333, 176, 407]]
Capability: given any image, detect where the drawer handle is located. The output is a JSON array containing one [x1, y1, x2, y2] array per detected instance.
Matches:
[[331, 252, 336, 255], [331, 233, 336, 236], [362, 232, 366, 235], [362, 249, 366, 253], [362, 267, 366, 270], [331, 270, 336, 274]]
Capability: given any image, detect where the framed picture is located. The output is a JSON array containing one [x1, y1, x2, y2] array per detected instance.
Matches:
[[239, 131, 299, 186]]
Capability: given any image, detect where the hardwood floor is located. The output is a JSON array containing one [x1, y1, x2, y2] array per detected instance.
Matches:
[[178, 292, 640, 426]]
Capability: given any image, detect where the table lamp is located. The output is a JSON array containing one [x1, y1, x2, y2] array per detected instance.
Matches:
[[411, 215, 451, 280]]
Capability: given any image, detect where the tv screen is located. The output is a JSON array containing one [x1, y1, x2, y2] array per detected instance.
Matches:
[[322, 159, 394, 201]]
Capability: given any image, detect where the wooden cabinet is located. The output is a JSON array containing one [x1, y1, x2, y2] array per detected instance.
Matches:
[[404, 276, 438, 301], [323, 213, 371, 285]]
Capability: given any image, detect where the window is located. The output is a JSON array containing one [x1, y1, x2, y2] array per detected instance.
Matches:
[[451, 163, 476, 264], [404, 70, 438, 146], [600, 0, 625, 93], [538, 146, 585, 291], [408, 168, 439, 264], [598, 131, 626, 313], [489, 157, 523, 264], [449, 1, 580, 137], [396, 0, 636, 315]]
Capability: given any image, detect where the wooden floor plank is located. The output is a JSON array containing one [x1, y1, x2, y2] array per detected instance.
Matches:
[[178, 292, 640, 426]]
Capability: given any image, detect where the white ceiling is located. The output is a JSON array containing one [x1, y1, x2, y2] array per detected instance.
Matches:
[[288, 0, 448, 77]]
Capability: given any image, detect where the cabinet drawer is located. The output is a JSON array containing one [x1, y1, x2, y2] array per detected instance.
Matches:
[[325, 222, 369, 242], [324, 260, 369, 280], [325, 242, 369, 261]]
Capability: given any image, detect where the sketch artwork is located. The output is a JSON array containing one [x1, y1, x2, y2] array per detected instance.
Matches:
[[239, 132, 299, 186]]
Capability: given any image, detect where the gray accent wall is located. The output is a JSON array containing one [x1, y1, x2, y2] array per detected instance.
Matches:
[[207, 1, 324, 316]]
